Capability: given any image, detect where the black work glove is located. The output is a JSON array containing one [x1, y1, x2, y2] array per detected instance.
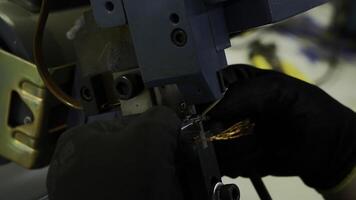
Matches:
[[47, 106, 183, 200], [210, 65, 356, 190]]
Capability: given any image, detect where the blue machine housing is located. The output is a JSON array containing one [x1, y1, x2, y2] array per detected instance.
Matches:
[[90, 0, 327, 104]]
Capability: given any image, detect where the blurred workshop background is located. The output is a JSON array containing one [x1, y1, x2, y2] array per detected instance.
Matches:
[[224, 1, 356, 200], [1, 1, 356, 200]]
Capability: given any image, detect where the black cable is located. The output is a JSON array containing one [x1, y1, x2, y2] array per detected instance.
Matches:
[[250, 175, 272, 200]]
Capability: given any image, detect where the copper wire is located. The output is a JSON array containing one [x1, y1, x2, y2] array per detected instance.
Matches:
[[208, 120, 254, 142], [33, 0, 83, 110]]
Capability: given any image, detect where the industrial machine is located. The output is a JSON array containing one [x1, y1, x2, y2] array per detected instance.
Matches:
[[0, 0, 326, 199]]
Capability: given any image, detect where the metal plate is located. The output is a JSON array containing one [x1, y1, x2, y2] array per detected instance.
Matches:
[[0, 49, 70, 168]]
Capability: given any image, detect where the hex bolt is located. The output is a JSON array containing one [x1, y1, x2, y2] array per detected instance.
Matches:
[[23, 116, 33, 125], [115, 74, 144, 100], [105, 1, 115, 12]]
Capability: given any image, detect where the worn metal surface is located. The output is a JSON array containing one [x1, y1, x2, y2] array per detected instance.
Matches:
[[0, 49, 71, 168]]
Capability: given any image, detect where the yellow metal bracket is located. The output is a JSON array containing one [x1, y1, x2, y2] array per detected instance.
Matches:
[[0, 49, 72, 168]]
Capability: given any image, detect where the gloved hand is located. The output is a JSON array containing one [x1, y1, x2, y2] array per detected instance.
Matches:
[[47, 106, 183, 200], [209, 65, 356, 190]]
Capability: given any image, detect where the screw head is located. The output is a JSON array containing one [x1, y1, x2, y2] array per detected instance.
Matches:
[[23, 116, 33, 125]]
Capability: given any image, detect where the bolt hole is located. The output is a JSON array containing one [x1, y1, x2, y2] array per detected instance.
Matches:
[[105, 1, 115, 12], [7, 91, 34, 128], [175, 33, 185, 44], [171, 29, 187, 47], [170, 13, 180, 24]]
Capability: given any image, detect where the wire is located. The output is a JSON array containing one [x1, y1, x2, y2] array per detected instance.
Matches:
[[250, 175, 273, 200], [33, 0, 83, 110]]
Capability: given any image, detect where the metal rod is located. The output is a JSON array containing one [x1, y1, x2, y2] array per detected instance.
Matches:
[[250, 176, 272, 200]]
